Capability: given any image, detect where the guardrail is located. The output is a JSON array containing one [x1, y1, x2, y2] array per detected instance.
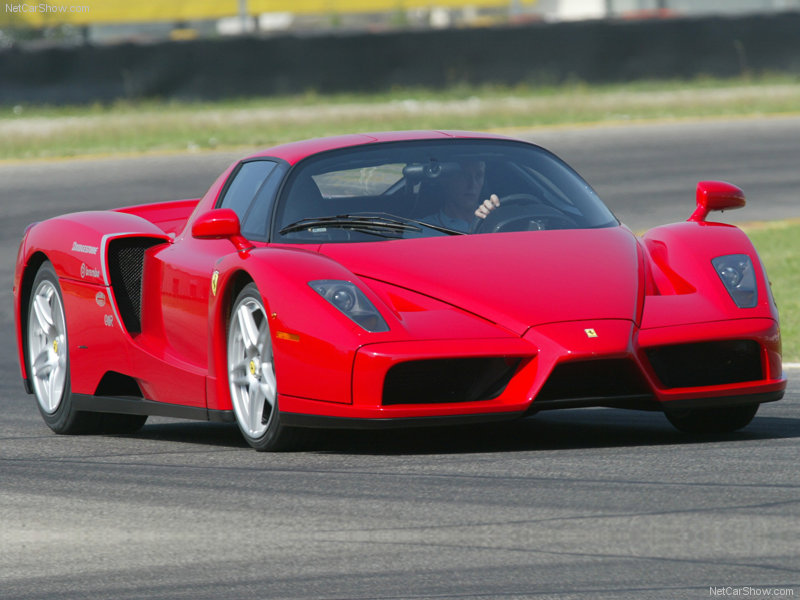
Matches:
[[2, 11, 799, 105]]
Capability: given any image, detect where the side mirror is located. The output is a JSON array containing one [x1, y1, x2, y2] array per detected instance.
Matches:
[[191, 208, 253, 254], [688, 181, 746, 223]]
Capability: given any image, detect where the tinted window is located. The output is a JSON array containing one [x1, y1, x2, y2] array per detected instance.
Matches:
[[218, 160, 277, 220]]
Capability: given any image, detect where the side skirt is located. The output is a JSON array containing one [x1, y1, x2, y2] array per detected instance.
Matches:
[[72, 394, 235, 423]]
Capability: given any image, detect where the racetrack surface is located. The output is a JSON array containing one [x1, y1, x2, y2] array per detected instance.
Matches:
[[1, 117, 799, 599]]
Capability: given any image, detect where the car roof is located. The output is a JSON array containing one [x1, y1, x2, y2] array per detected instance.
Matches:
[[244, 130, 514, 165]]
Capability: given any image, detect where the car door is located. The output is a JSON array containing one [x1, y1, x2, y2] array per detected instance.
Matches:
[[149, 160, 283, 404]]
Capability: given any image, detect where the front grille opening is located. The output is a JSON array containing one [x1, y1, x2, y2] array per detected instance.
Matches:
[[95, 371, 144, 398], [107, 238, 163, 334], [382, 357, 520, 405], [645, 340, 763, 389], [536, 358, 652, 403]]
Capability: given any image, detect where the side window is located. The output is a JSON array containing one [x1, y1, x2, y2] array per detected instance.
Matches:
[[217, 160, 278, 220], [241, 162, 288, 240]]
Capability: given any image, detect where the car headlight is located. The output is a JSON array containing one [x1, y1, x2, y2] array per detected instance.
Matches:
[[712, 254, 757, 308], [309, 280, 390, 332]]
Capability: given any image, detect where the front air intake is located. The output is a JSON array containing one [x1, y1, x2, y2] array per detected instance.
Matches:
[[533, 358, 654, 409], [382, 357, 520, 405], [645, 340, 763, 389]]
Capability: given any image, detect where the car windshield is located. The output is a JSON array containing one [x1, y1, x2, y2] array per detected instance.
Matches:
[[273, 139, 618, 243]]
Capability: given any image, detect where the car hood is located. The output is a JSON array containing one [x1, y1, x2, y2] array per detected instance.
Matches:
[[318, 226, 642, 336]]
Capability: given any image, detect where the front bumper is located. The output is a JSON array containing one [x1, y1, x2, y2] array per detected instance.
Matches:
[[279, 317, 786, 425]]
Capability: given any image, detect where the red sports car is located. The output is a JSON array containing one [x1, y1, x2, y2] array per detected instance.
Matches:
[[13, 131, 786, 450]]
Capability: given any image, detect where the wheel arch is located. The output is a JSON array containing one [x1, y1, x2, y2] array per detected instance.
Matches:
[[206, 248, 385, 412], [220, 269, 257, 328], [17, 251, 52, 392], [208, 268, 256, 412]]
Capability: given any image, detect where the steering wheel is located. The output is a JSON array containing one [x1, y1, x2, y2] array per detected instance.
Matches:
[[470, 194, 577, 234]]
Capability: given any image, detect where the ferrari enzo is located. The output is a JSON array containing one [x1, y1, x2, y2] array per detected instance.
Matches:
[[13, 131, 786, 450]]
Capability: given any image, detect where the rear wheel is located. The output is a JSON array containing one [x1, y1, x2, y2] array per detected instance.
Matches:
[[27, 262, 148, 435], [27, 262, 99, 434], [664, 403, 759, 434], [227, 283, 298, 451]]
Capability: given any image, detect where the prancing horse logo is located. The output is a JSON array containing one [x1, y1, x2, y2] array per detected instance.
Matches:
[[584, 328, 598, 338], [211, 271, 219, 296]]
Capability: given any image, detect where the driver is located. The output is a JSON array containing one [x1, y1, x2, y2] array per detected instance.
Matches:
[[423, 160, 500, 232]]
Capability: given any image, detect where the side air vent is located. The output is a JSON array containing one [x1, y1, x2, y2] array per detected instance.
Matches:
[[94, 371, 144, 398], [382, 357, 520, 405], [107, 238, 163, 334], [645, 340, 763, 389]]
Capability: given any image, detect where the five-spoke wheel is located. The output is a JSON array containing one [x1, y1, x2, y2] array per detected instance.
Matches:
[[27, 262, 148, 434], [227, 283, 295, 451], [27, 261, 105, 434], [28, 266, 68, 415]]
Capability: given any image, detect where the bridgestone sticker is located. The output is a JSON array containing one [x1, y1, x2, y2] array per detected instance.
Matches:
[[72, 241, 98, 255]]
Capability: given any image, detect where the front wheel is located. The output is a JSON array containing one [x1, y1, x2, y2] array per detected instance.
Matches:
[[227, 283, 299, 451], [664, 403, 759, 434]]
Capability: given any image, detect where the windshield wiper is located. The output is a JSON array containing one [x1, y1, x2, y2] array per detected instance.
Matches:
[[280, 212, 465, 237], [279, 214, 422, 238], [403, 217, 465, 236]]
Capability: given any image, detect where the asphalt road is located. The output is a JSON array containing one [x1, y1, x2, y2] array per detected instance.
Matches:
[[1, 117, 799, 599]]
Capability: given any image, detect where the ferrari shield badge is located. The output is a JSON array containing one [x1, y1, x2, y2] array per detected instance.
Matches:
[[584, 328, 598, 338], [211, 270, 219, 296]]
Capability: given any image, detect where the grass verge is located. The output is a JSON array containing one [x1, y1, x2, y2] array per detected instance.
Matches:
[[743, 221, 800, 363], [1, 75, 800, 160]]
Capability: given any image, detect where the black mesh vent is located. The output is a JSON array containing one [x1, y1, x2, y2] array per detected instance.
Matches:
[[107, 238, 162, 334], [383, 357, 520, 405], [536, 358, 652, 404], [645, 340, 763, 389]]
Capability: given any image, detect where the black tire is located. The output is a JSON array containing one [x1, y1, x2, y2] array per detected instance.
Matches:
[[26, 262, 100, 434], [664, 403, 759, 434], [227, 283, 302, 451]]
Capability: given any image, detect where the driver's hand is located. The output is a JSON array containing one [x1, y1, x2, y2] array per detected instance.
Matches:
[[474, 194, 500, 219]]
